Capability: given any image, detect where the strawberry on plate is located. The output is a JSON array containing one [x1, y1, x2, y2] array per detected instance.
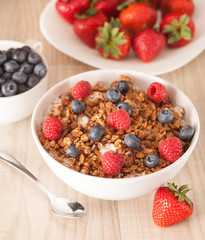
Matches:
[[132, 28, 166, 62], [160, 0, 195, 18], [134, 0, 161, 9], [73, 10, 108, 48], [152, 182, 193, 227], [94, 0, 126, 19], [119, 3, 157, 36], [55, 0, 90, 24], [95, 18, 131, 60], [160, 13, 195, 48]]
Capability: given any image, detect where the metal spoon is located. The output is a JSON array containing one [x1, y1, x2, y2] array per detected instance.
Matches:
[[0, 152, 86, 218]]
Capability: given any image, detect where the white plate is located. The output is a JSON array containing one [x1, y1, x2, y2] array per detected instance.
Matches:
[[40, 0, 205, 75]]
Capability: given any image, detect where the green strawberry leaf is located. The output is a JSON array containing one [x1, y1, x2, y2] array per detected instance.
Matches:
[[179, 14, 190, 25], [163, 24, 176, 33], [111, 28, 119, 38], [168, 34, 180, 44]]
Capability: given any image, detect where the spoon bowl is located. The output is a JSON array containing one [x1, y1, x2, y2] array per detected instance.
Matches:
[[0, 152, 86, 219]]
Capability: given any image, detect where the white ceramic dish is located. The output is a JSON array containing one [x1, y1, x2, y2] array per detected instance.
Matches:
[[31, 69, 200, 200], [0, 40, 48, 125], [40, 0, 205, 75]]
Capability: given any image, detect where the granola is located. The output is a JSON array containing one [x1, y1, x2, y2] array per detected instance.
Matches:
[[39, 75, 190, 178]]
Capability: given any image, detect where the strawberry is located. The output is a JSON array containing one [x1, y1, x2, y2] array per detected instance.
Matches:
[[152, 183, 193, 227], [132, 28, 166, 62], [94, 0, 125, 19], [107, 109, 130, 131], [95, 18, 131, 60], [160, 0, 195, 18], [119, 3, 157, 36], [55, 0, 90, 24], [158, 137, 183, 162], [160, 13, 195, 48], [73, 10, 108, 48], [147, 82, 167, 102], [72, 80, 92, 99], [42, 117, 63, 140], [102, 151, 124, 175], [135, 0, 161, 9]]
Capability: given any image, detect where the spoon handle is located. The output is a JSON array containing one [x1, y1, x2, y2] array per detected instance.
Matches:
[[0, 152, 54, 200]]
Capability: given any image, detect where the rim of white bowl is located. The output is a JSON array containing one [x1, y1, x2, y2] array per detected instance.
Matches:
[[31, 69, 200, 183], [0, 40, 48, 101]]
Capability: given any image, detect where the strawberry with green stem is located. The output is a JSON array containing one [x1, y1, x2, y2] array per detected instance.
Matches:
[[118, 2, 157, 36], [93, 0, 126, 19], [152, 182, 193, 227], [95, 18, 131, 60], [55, 0, 90, 24], [160, 13, 195, 48], [73, 8, 108, 48]]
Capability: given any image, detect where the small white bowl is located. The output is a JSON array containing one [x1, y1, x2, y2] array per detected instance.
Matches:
[[0, 40, 48, 124], [31, 69, 200, 200]]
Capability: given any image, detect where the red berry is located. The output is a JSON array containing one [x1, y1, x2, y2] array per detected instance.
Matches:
[[72, 80, 92, 99], [107, 109, 130, 131], [152, 183, 193, 227], [42, 117, 63, 140], [132, 28, 166, 63], [147, 82, 167, 102], [102, 151, 124, 175], [158, 137, 183, 162]]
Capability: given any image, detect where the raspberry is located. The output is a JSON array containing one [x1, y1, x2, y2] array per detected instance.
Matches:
[[102, 151, 124, 175], [147, 82, 167, 102], [107, 109, 130, 130], [42, 117, 63, 140], [158, 137, 183, 162], [72, 80, 92, 99]]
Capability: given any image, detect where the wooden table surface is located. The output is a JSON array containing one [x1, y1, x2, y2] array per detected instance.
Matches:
[[0, 0, 205, 239]]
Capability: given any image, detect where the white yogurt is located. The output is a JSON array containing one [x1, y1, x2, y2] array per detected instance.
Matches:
[[100, 143, 116, 155], [78, 116, 89, 127]]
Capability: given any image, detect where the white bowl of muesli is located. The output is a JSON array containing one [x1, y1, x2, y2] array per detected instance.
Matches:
[[31, 69, 199, 200]]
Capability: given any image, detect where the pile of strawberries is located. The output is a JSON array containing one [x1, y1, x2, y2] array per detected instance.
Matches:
[[56, 0, 195, 62]]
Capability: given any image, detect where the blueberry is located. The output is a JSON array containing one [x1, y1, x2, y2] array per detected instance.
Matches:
[[158, 109, 174, 124], [20, 61, 33, 74], [1, 80, 18, 96], [88, 125, 105, 141], [22, 46, 32, 52], [4, 60, 20, 72], [65, 145, 79, 158], [116, 81, 129, 94], [17, 84, 29, 94], [27, 51, 41, 64], [0, 66, 3, 76], [145, 154, 159, 168], [6, 48, 15, 60], [26, 74, 39, 88], [0, 77, 5, 85], [33, 62, 47, 79], [124, 134, 141, 150], [105, 89, 121, 103], [71, 100, 85, 114], [0, 51, 7, 65], [12, 48, 27, 63], [116, 102, 132, 116], [2, 72, 13, 80], [178, 125, 195, 142], [12, 71, 28, 84]]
